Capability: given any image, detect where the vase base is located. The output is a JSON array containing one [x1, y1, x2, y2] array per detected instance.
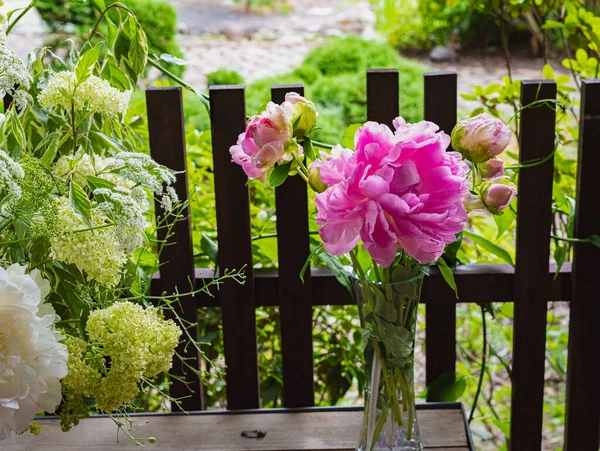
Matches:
[[357, 440, 423, 451]]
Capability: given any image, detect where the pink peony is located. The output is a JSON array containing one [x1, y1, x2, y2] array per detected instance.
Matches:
[[451, 113, 512, 163], [482, 158, 505, 180], [229, 101, 302, 182], [481, 177, 517, 215], [316, 119, 469, 267]]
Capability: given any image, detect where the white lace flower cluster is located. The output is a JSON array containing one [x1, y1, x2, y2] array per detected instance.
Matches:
[[0, 149, 24, 202], [38, 72, 131, 116], [95, 186, 146, 254], [0, 1, 6, 43], [0, 44, 32, 110], [0, 264, 68, 439], [49, 197, 126, 287], [103, 151, 178, 211]]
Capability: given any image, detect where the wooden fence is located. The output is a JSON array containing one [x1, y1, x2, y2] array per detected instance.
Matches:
[[145, 70, 600, 451]]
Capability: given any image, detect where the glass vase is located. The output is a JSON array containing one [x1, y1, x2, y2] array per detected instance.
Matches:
[[351, 273, 423, 451]]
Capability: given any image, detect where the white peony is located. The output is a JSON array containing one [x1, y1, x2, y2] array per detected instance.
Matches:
[[0, 264, 68, 439]]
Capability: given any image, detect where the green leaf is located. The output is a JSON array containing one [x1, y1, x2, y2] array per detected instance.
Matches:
[[463, 230, 514, 266], [128, 22, 148, 77], [587, 234, 600, 249], [341, 123, 361, 150], [373, 288, 398, 322], [69, 181, 92, 226], [376, 321, 413, 368], [75, 43, 102, 84], [200, 234, 218, 265], [318, 251, 352, 293], [300, 243, 323, 282], [418, 371, 466, 402], [101, 61, 132, 91], [493, 419, 511, 439], [553, 245, 566, 280], [542, 20, 564, 30], [89, 131, 126, 153], [303, 136, 315, 161], [489, 344, 514, 385], [159, 53, 188, 66], [493, 206, 515, 239], [542, 64, 555, 80], [437, 257, 458, 299], [269, 162, 292, 187]]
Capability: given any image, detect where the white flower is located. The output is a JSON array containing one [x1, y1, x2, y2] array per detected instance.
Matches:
[[38, 71, 131, 116], [0, 264, 68, 439], [0, 44, 32, 110], [0, 149, 24, 202]]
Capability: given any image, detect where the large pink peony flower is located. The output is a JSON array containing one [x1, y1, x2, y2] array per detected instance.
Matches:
[[316, 118, 469, 266]]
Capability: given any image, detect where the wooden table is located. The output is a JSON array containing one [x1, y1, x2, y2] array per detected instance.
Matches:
[[4, 404, 474, 450]]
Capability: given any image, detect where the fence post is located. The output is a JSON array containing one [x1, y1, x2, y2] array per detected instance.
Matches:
[[366, 69, 399, 129], [146, 87, 203, 411], [510, 80, 556, 450], [209, 85, 261, 409], [564, 79, 600, 450], [423, 71, 458, 392], [271, 84, 315, 407]]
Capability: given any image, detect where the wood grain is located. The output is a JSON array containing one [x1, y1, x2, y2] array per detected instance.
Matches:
[[5, 409, 469, 450]]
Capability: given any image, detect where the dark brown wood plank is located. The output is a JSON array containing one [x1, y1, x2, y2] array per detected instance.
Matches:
[[209, 85, 260, 409], [510, 80, 556, 451], [424, 71, 458, 390], [366, 69, 399, 129], [271, 84, 315, 407], [3, 94, 13, 111], [5, 408, 470, 450], [146, 87, 203, 411], [192, 263, 573, 307], [564, 79, 600, 450]]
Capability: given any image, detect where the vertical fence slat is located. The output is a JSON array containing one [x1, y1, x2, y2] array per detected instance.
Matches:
[[209, 85, 260, 409], [564, 79, 600, 450], [146, 87, 203, 411], [510, 80, 556, 450], [367, 69, 399, 129], [3, 94, 13, 111], [423, 71, 458, 391], [271, 84, 315, 407]]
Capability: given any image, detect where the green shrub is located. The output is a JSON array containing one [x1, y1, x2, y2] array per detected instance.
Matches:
[[36, 0, 185, 77], [206, 69, 245, 87]]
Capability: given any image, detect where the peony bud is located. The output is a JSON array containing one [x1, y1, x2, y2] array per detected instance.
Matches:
[[481, 177, 517, 215], [307, 160, 328, 193], [481, 158, 505, 180], [451, 113, 512, 163], [285, 92, 317, 139], [463, 191, 485, 213]]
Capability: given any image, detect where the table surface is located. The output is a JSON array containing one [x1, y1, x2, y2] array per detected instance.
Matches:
[[4, 407, 472, 450]]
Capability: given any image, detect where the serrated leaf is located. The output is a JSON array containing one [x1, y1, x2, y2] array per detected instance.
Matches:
[[128, 23, 148, 77], [268, 161, 291, 187], [69, 181, 92, 226], [463, 230, 514, 266]]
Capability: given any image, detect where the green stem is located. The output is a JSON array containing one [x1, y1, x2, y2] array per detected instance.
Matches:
[[6, 0, 37, 35], [311, 140, 335, 149], [469, 304, 488, 424], [147, 58, 210, 108]]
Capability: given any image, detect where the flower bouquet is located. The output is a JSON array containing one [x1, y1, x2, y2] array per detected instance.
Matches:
[[230, 95, 515, 450], [0, 1, 230, 444]]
